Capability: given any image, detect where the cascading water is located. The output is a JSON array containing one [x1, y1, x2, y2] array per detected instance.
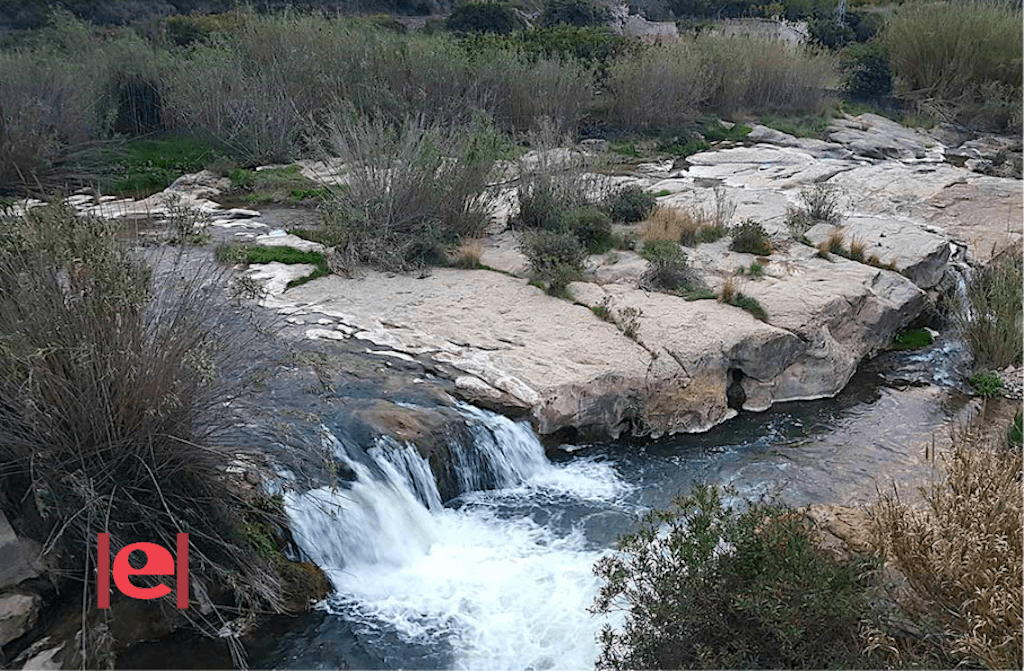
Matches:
[[283, 406, 634, 670]]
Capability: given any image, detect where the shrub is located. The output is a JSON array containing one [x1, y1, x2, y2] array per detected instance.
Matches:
[[1008, 409, 1022, 448], [872, 423, 1022, 669], [593, 484, 876, 670], [729, 219, 772, 255], [881, 1, 1022, 130], [539, 0, 612, 28], [640, 240, 707, 296], [969, 370, 1004, 398], [953, 252, 1023, 369], [316, 113, 500, 272], [842, 42, 893, 99], [0, 202, 286, 660], [449, 238, 485, 269], [446, 2, 524, 35], [520, 229, 586, 295], [563, 205, 613, 253], [605, 185, 657, 223]]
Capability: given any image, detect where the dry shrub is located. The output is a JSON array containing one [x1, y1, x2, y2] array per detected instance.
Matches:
[[872, 420, 1023, 669], [317, 112, 500, 272], [605, 44, 709, 128], [827, 228, 845, 254], [720, 276, 737, 303], [0, 201, 284, 665], [642, 206, 702, 244], [449, 238, 484, 269], [847, 238, 866, 262]]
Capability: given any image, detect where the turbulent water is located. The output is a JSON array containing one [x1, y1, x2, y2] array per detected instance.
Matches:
[[273, 351, 973, 671], [283, 406, 634, 670]]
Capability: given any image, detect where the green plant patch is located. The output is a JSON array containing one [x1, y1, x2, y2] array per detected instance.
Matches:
[[1008, 409, 1022, 448], [891, 328, 934, 351], [728, 293, 768, 322], [969, 370, 1004, 398], [106, 136, 223, 197], [228, 165, 326, 205], [701, 121, 752, 143], [758, 113, 831, 139], [216, 243, 330, 289]]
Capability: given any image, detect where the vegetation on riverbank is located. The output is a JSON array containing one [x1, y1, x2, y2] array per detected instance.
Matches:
[[594, 406, 1023, 670], [0, 202, 318, 666]]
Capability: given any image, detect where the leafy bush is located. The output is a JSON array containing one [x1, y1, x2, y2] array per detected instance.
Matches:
[[516, 24, 630, 67], [640, 240, 707, 296], [0, 201, 286, 659], [872, 424, 1022, 669], [729, 219, 772, 255], [953, 252, 1023, 369], [563, 205, 613, 253], [842, 42, 893, 99], [593, 484, 876, 670], [446, 2, 524, 35], [605, 186, 657, 223], [520, 229, 586, 295], [969, 370, 1004, 398], [317, 113, 500, 272], [540, 0, 612, 28]]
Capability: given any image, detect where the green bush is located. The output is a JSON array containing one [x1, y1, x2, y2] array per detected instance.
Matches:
[[640, 240, 708, 297], [520, 230, 586, 295], [539, 0, 612, 28], [1008, 410, 1023, 448], [593, 484, 877, 670], [891, 327, 933, 351], [516, 175, 569, 231], [842, 42, 893, 99], [563, 205, 613, 253], [729, 219, 772, 255], [605, 186, 657, 223], [447, 2, 524, 35], [969, 370, 1004, 398], [516, 25, 629, 67], [727, 292, 769, 322]]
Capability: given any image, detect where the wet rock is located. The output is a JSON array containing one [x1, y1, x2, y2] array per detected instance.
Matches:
[[1, 511, 43, 590], [0, 591, 41, 646]]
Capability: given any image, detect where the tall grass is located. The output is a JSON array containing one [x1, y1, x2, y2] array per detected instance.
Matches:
[[0, 202, 285, 664], [954, 252, 1023, 370], [605, 35, 837, 128], [872, 421, 1023, 669], [882, 1, 1023, 130], [316, 112, 501, 272]]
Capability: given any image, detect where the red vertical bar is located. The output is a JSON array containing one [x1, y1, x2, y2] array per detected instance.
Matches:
[[176, 533, 189, 609], [97, 533, 110, 609]]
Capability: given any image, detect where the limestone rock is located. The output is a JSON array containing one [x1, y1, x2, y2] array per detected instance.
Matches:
[[253, 232, 325, 253], [827, 113, 936, 161], [0, 591, 41, 646]]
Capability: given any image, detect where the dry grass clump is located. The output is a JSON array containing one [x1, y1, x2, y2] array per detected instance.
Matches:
[[827, 228, 846, 254], [317, 112, 499, 272], [847, 238, 866, 262], [449, 238, 484, 269], [719, 276, 737, 303], [872, 420, 1023, 669], [642, 206, 703, 244]]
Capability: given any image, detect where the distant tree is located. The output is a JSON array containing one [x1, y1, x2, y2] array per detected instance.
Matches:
[[539, 0, 612, 28], [446, 2, 524, 34]]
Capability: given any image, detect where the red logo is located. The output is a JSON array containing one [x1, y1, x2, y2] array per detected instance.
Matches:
[[96, 533, 189, 609]]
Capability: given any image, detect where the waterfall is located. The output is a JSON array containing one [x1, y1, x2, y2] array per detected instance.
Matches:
[[282, 406, 632, 670]]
